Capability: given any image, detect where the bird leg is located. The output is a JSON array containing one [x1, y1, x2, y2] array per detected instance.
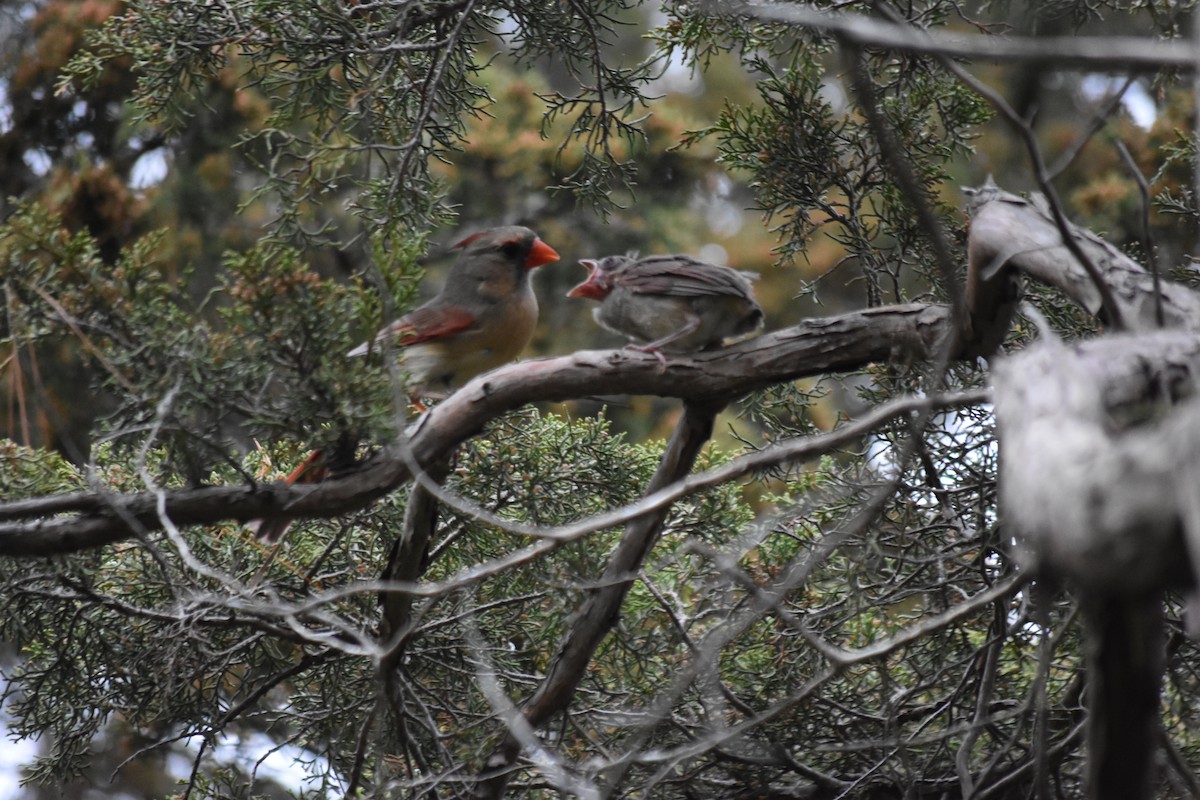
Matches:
[[626, 314, 702, 366], [626, 343, 669, 368]]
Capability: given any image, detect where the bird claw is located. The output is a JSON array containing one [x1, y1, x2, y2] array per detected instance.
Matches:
[[626, 343, 668, 370]]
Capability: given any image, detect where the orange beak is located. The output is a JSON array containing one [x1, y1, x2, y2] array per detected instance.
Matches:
[[524, 237, 560, 269], [567, 260, 609, 300]]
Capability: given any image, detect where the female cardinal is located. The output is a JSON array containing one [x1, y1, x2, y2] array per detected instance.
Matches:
[[251, 225, 559, 542], [348, 225, 560, 394], [566, 253, 763, 358]]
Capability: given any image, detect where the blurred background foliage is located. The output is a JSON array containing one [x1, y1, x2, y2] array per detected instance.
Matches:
[[3, 0, 1200, 798]]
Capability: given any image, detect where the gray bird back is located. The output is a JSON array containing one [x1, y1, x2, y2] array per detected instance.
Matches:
[[615, 255, 759, 301]]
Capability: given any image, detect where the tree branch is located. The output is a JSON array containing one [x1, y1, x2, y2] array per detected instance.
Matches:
[[11, 175, 1194, 560], [0, 303, 952, 556], [715, 0, 1200, 71], [994, 330, 1200, 592], [965, 183, 1200, 335], [473, 401, 723, 798]]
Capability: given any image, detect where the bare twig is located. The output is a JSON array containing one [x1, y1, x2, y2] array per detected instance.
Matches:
[[1116, 138, 1164, 327], [956, 598, 1007, 797], [868, 3, 1128, 329], [384, 0, 478, 213], [846, 45, 966, 334], [27, 283, 140, 394], [714, 0, 1200, 71], [343, 698, 379, 798], [1046, 76, 1136, 180], [472, 401, 723, 798]]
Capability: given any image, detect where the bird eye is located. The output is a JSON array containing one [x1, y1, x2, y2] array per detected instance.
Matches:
[[499, 241, 522, 258]]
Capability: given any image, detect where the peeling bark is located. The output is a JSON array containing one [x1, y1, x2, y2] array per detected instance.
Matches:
[[993, 332, 1200, 592], [965, 181, 1200, 336], [971, 180, 1200, 800]]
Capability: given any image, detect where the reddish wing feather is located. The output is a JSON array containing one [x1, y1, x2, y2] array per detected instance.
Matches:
[[382, 305, 477, 346], [617, 256, 757, 299]]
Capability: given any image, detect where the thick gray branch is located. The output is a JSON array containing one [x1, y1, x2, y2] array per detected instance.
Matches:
[[1083, 594, 1163, 800], [0, 303, 952, 556], [994, 331, 1200, 593], [966, 182, 1200, 334]]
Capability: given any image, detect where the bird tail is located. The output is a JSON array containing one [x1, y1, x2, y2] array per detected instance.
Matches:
[[246, 449, 328, 543]]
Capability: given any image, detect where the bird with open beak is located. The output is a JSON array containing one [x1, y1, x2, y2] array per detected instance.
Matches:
[[567, 253, 763, 361]]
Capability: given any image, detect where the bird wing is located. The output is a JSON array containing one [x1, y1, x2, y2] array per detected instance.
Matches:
[[616, 255, 759, 299], [347, 305, 476, 356]]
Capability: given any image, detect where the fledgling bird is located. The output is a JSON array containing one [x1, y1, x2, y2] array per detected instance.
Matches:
[[566, 253, 763, 360], [250, 225, 560, 542]]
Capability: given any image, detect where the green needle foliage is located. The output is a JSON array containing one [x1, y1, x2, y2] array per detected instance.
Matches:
[[3, 1, 1200, 798]]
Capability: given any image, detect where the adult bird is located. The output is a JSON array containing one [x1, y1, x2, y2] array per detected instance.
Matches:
[[566, 253, 763, 360], [251, 225, 560, 542]]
